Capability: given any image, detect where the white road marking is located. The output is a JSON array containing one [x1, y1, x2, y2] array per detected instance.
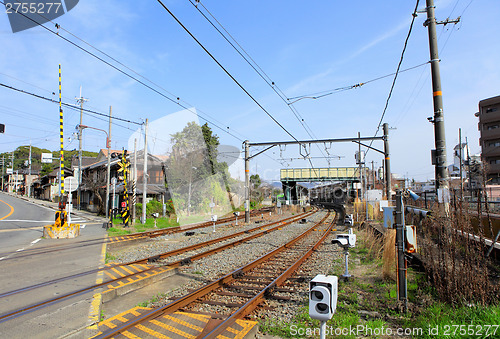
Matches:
[[0, 257, 5, 261], [31, 238, 41, 245], [0, 220, 53, 223], [16, 248, 24, 252], [81, 224, 86, 229]]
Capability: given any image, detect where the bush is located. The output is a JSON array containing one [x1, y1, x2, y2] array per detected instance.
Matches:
[[135, 200, 176, 219]]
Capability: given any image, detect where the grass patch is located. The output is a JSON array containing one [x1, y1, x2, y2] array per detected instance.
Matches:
[[107, 226, 132, 236], [259, 221, 499, 338], [106, 217, 179, 235], [407, 303, 500, 338], [137, 292, 167, 308], [134, 217, 179, 232], [105, 252, 117, 264]]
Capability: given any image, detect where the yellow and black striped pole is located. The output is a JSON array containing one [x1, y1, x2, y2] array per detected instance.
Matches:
[[121, 150, 130, 226], [59, 64, 64, 204]]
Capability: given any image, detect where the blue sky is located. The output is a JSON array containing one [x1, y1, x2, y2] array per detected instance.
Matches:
[[0, 0, 499, 182]]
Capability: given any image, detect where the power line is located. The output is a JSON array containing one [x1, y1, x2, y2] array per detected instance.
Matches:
[[364, 0, 420, 161], [373, 0, 420, 136], [287, 62, 429, 103], [188, 0, 326, 171], [0, 81, 142, 125], [155, 0, 298, 142], [188, 1, 316, 138], [0, 1, 245, 144]]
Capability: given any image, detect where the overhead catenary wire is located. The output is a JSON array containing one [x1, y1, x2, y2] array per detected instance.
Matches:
[[188, 0, 318, 140], [287, 62, 429, 103], [364, 0, 420, 160], [186, 0, 327, 177], [155, 0, 299, 143]]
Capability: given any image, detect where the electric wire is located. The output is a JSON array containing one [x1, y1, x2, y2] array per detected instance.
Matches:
[[373, 0, 420, 139], [186, 0, 324, 174], [188, 0, 318, 141], [363, 0, 420, 161], [0, 0, 245, 145], [155, 0, 298, 143], [0, 82, 141, 126], [287, 62, 429, 103]]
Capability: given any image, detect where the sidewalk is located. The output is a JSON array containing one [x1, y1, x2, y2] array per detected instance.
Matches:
[[4, 192, 107, 223]]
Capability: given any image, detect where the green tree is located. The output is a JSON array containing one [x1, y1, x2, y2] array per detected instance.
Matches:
[[250, 174, 261, 188], [166, 122, 231, 215]]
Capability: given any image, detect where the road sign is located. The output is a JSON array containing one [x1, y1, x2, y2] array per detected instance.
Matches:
[[6, 168, 13, 174], [41, 153, 53, 163], [65, 176, 78, 192], [121, 201, 126, 208]]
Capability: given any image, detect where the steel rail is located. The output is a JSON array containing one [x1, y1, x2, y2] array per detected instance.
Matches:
[[94, 211, 333, 339], [0, 208, 313, 299], [204, 213, 336, 338], [0, 206, 274, 260], [0, 210, 317, 322]]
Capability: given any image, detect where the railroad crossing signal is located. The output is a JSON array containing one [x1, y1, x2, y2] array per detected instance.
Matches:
[[120, 150, 130, 226]]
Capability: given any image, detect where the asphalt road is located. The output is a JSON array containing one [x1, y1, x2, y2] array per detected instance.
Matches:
[[0, 192, 108, 338], [0, 192, 55, 255]]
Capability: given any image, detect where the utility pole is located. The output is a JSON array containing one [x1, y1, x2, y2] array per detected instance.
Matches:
[[76, 87, 88, 210], [383, 123, 391, 201], [424, 0, 459, 204], [358, 132, 363, 202], [395, 189, 407, 312], [28, 141, 32, 197], [1, 155, 4, 191], [459, 128, 463, 200], [142, 119, 148, 224], [132, 138, 137, 225], [466, 137, 473, 198], [244, 140, 250, 223], [371, 161, 375, 190], [105, 106, 112, 220]]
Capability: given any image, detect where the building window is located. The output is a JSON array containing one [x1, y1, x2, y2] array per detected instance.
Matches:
[[488, 141, 500, 147], [487, 124, 500, 130], [490, 159, 500, 164], [486, 107, 499, 113]]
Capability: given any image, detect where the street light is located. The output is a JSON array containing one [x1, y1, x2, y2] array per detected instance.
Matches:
[[77, 124, 111, 219]]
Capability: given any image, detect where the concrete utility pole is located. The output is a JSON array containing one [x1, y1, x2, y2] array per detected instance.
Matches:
[[132, 138, 137, 225], [105, 106, 112, 220], [142, 119, 148, 224], [244, 140, 250, 223], [383, 123, 392, 201], [1, 155, 4, 191], [424, 0, 458, 201], [357, 132, 362, 197], [459, 128, 463, 200], [28, 141, 32, 197], [76, 87, 88, 210]]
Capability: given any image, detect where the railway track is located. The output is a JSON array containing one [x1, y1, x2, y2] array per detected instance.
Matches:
[[0, 208, 317, 324], [92, 211, 337, 339], [0, 207, 275, 261]]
